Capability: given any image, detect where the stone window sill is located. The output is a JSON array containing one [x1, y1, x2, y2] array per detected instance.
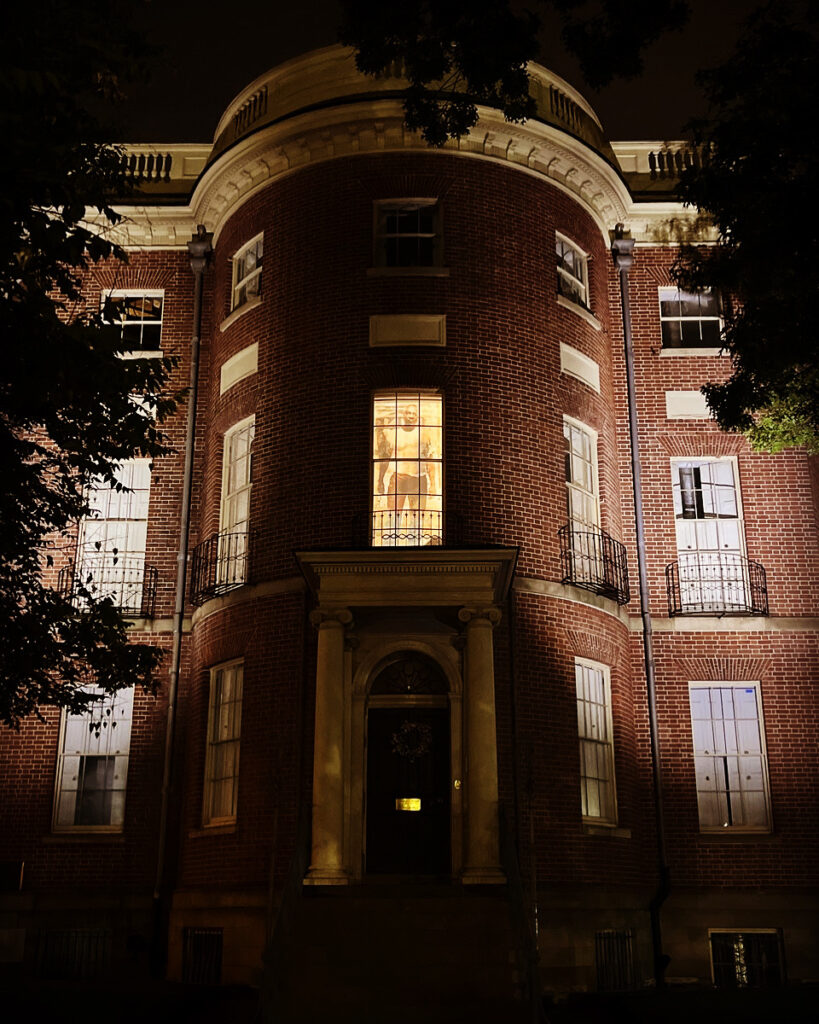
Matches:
[[557, 293, 602, 331], [583, 823, 631, 839], [659, 347, 725, 357], [220, 294, 262, 332]]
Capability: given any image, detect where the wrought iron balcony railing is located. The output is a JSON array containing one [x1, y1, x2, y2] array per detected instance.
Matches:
[[666, 552, 768, 616], [357, 510, 462, 549], [558, 524, 630, 605], [189, 529, 253, 606], [58, 556, 158, 617]]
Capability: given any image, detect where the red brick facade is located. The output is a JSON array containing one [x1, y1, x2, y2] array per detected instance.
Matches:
[[1, 47, 816, 997]]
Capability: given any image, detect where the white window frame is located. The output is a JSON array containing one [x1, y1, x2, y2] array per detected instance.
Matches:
[[218, 415, 255, 588], [371, 390, 443, 547], [77, 458, 151, 612], [688, 682, 772, 833], [556, 232, 590, 309], [575, 658, 617, 825], [373, 199, 441, 268], [102, 289, 164, 353], [659, 286, 722, 349], [53, 687, 135, 833], [231, 233, 263, 311], [670, 456, 749, 613], [563, 417, 599, 529], [202, 661, 244, 826]]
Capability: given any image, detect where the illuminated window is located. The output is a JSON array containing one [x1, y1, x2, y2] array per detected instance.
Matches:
[[231, 234, 263, 310], [372, 392, 443, 546], [218, 416, 254, 587], [710, 931, 783, 988], [203, 662, 244, 826], [556, 233, 589, 309], [672, 458, 749, 613], [103, 291, 164, 351], [659, 287, 721, 348], [689, 684, 771, 832], [53, 687, 134, 831], [575, 660, 616, 824], [374, 200, 441, 267], [77, 459, 151, 613]]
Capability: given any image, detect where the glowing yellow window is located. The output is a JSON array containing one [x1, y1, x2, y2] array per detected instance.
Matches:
[[372, 391, 443, 547]]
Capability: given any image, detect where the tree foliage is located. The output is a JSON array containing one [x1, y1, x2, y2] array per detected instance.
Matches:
[[341, 0, 819, 453], [0, 2, 176, 727], [339, 0, 689, 145], [673, 0, 819, 451]]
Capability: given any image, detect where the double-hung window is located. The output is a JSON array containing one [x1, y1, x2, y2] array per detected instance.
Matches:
[[77, 459, 152, 615], [374, 200, 441, 267], [218, 416, 255, 588], [575, 660, 616, 824], [372, 391, 443, 546], [231, 234, 263, 310], [203, 661, 244, 826], [659, 287, 721, 348], [53, 687, 134, 831], [689, 683, 771, 832], [103, 291, 164, 352], [563, 418, 606, 587], [671, 458, 749, 612], [556, 233, 590, 309]]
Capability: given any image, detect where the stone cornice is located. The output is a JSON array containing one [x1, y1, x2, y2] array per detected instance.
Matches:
[[296, 548, 518, 608], [191, 99, 633, 244], [83, 204, 197, 250]]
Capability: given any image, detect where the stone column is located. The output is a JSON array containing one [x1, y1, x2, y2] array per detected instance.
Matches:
[[458, 605, 505, 883], [305, 608, 352, 885]]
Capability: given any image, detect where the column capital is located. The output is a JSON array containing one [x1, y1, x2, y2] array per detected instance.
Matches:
[[458, 605, 502, 627], [309, 607, 354, 630]]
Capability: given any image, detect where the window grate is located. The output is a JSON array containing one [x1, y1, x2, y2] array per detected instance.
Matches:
[[182, 926, 223, 985], [36, 928, 111, 980], [710, 931, 783, 989], [595, 929, 636, 991]]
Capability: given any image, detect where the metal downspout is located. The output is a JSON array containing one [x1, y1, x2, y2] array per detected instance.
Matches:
[[611, 227, 671, 987], [152, 225, 213, 971]]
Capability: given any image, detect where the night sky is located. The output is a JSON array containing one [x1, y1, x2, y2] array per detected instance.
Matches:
[[117, 0, 761, 144]]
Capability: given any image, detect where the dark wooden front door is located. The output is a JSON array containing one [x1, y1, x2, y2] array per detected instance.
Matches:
[[365, 707, 450, 875]]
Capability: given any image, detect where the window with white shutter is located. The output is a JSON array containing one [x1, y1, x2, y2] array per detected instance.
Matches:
[[688, 684, 771, 832]]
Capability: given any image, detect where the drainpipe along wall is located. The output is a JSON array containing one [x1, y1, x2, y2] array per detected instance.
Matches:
[[151, 225, 213, 973], [611, 228, 671, 987]]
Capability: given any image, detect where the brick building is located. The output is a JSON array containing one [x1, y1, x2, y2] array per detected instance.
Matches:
[[1, 45, 817, 1015]]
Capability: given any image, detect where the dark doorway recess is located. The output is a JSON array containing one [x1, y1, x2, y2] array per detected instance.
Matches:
[[366, 706, 450, 875]]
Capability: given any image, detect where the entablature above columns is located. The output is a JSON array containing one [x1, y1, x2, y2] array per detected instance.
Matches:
[[191, 100, 633, 244], [296, 548, 518, 611]]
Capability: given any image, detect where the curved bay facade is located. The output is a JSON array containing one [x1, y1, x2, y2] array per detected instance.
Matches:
[[1, 46, 817, 1012]]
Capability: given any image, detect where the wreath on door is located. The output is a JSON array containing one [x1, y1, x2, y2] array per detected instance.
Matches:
[[391, 720, 433, 762]]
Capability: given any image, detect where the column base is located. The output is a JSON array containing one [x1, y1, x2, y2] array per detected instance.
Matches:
[[303, 868, 349, 886], [461, 867, 506, 885]]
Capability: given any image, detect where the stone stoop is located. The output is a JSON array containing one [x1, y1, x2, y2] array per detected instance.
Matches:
[[273, 884, 529, 1023]]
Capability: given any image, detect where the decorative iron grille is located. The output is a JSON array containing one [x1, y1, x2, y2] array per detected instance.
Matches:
[[353, 511, 462, 548], [36, 928, 112, 980], [666, 553, 768, 616], [182, 926, 223, 985], [595, 929, 636, 991], [558, 524, 630, 605], [189, 530, 253, 606], [57, 557, 157, 617]]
